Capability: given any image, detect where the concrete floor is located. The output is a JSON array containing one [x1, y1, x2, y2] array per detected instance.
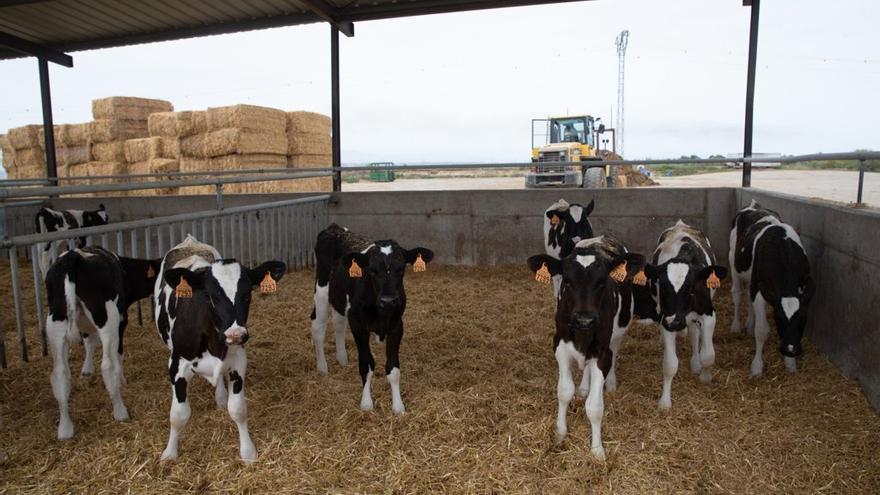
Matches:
[[344, 170, 879, 207]]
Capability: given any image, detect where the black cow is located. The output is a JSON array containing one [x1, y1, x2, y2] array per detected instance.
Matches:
[[730, 200, 814, 375], [36, 204, 109, 278], [45, 246, 160, 440], [544, 199, 596, 297], [528, 235, 646, 460], [154, 235, 285, 463], [310, 224, 433, 415], [640, 220, 727, 410]]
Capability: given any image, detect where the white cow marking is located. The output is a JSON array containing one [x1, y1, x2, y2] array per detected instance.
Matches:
[[781, 297, 800, 319], [380, 245, 393, 256], [576, 255, 596, 268], [569, 205, 583, 223], [667, 263, 689, 293], [213, 262, 242, 305]]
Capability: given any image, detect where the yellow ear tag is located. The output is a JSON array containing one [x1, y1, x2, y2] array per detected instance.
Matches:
[[147, 265, 156, 278], [260, 272, 277, 294], [413, 253, 427, 273], [633, 270, 648, 286], [706, 271, 721, 289], [175, 278, 193, 299], [535, 263, 552, 284], [609, 261, 628, 283], [550, 214, 560, 226], [349, 260, 363, 278]]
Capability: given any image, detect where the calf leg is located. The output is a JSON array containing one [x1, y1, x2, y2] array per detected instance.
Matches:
[[96, 306, 129, 422], [554, 342, 575, 445], [730, 273, 743, 333], [310, 283, 330, 374], [552, 274, 563, 300], [699, 314, 716, 384], [161, 356, 193, 461], [215, 377, 229, 410], [352, 324, 376, 411], [688, 321, 701, 375], [225, 347, 257, 464], [385, 325, 405, 415], [659, 330, 679, 410], [48, 317, 74, 440], [585, 359, 606, 461], [80, 332, 98, 378], [38, 244, 52, 280], [750, 293, 770, 377], [745, 280, 755, 335], [605, 324, 627, 392], [332, 309, 348, 366], [577, 365, 591, 398]]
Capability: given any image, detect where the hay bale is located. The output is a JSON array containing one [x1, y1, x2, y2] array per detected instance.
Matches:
[[258, 176, 332, 193], [91, 97, 173, 121], [91, 141, 126, 162], [66, 162, 90, 179], [180, 129, 287, 158], [12, 164, 46, 179], [7, 125, 43, 149], [0, 134, 14, 174], [88, 119, 149, 143], [128, 158, 180, 196], [287, 153, 332, 168], [56, 145, 91, 166], [287, 132, 331, 155], [206, 104, 286, 133], [57, 123, 90, 146], [286, 111, 331, 133], [180, 154, 286, 173], [148, 111, 207, 138], [12, 146, 46, 168], [124, 137, 178, 162]]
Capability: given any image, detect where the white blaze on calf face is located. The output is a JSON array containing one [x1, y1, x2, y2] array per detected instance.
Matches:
[[781, 297, 800, 319], [666, 262, 690, 293], [569, 205, 583, 223], [576, 255, 596, 268], [380, 245, 393, 256], [213, 262, 242, 306]]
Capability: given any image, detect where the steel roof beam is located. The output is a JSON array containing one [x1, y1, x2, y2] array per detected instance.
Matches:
[[338, 0, 590, 22], [299, 0, 354, 37], [0, 31, 72, 67]]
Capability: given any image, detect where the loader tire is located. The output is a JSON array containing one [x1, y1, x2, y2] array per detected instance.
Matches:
[[583, 165, 605, 189]]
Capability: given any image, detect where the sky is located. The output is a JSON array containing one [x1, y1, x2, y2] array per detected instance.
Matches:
[[0, 0, 878, 169]]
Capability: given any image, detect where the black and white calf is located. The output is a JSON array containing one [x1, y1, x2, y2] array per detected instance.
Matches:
[[310, 224, 433, 414], [642, 220, 727, 410], [544, 199, 596, 297], [730, 200, 814, 375], [154, 235, 285, 463], [528, 235, 646, 460], [45, 246, 160, 440], [36, 204, 109, 278]]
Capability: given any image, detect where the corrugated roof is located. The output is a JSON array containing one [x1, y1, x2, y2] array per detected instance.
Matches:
[[0, 0, 587, 62]]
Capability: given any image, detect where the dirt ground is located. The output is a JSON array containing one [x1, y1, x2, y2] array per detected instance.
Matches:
[[0, 265, 878, 493], [344, 170, 880, 207]]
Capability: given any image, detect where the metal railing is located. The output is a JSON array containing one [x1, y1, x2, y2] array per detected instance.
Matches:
[[0, 194, 329, 368]]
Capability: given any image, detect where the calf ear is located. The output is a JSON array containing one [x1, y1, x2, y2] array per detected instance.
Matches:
[[341, 252, 370, 278], [98, 203, 105, 211], [405, 247, 434, 272], [643, 263, 662, 281], [248, 261, 286, 294], [147, 260, 161, 279], [697, 265, 728, 289], [164, 268, 203, 298], [527, 254, 561, 284], [611, 253, 648, 285], [584, 199, 595, 216]]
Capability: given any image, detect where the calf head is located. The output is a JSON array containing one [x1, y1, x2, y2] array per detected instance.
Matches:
[[774, 276, 815, 358], [644, 260, 728, 331], [546, 199, 595, 248], [84, 204, 109, 226], [528, 247, 645, 336], [164, 260, 286, 345], [342, 241, 433, 312]]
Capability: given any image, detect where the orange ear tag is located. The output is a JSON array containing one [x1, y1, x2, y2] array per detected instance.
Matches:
[[260, 272, 277, 294], [609, 261, 627, 283], [535, 263, 552, 284], [632, 270, 648, 286], [176, 278, 193, 299], [147, 265, 156, 278], [349, 260, 363, 278], [706, 271, 721, 289], [413, 253, 427, 273], [550, 214, 560, 226]]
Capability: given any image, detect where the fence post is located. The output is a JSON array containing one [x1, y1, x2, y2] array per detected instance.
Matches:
[[9, 247, 28, 362], [857, 159, 866, 205]]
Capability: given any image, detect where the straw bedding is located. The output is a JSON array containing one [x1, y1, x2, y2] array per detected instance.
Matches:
[[0, 265, 876, 493], [148, 111, 207, 138], [92, 97, 173, 121]]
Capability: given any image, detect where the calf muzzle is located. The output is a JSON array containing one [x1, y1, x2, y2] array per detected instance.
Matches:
[[780, 343, 802, 358], [224, 326, 249, 345]]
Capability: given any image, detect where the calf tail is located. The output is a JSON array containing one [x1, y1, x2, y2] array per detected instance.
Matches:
[[45, 250, 83, 344]]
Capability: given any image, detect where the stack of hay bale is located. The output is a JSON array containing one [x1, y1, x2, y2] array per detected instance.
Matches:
[[177, 104, 288, 194], [284, 111, 333, 192], [1, 125, 46, 180], [87, 97, 172, 193]]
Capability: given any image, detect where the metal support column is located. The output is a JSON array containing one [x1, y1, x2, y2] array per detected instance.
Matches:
[[331, 25, 342, 192], [742, 0, 761, 187], [39, 58, 58, 185]]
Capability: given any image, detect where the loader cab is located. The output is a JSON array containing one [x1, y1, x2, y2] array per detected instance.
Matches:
[[548, 116, 596, 146]]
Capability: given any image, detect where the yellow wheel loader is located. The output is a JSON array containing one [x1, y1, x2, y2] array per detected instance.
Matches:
[[526, 115, 607, 188]]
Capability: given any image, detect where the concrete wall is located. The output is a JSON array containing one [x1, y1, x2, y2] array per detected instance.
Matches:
[[737, 189, 880, 412], [329, 188, 737, 265]]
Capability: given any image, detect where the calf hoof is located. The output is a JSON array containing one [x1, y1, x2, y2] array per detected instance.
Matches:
[[80, 370, 93, 379], [316, 361, 329, 376], [57, 419, 74, 441], [590, 445, 606, 461], [699, 369, 712, 384], [658, 397, 672, 411], [784, 357, 798, 373], [113, 405, 130, 422], [240, 444, 257, 465], [160, 448, 178, 461], [689, 357, 702, 375], [577, 384, 590, 398], [392, 402, 406, 416], [360, 398, 374, 412], [604, 375, 617, 392], [555, 429, 567, 446], [750, 361, 763, 378], [730, 320, 742, 334], [336, 352, 348, 367]]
